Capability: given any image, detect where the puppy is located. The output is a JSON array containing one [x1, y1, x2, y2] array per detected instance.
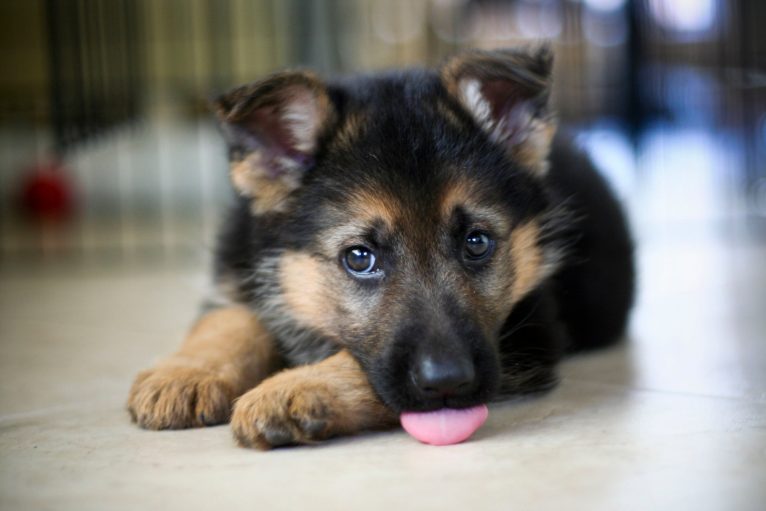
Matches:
[[128, 46, 635, 449]]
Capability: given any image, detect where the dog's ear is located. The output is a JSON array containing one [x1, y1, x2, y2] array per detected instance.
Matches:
[[441, 46, 556, 176], [213, 71, 335, 214]]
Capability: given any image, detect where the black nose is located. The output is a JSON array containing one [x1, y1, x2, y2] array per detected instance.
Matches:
[[411, 354, 476, 400]]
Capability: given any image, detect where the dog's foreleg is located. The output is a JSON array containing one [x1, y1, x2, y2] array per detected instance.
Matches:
[[231, 350, 398, 449], [128, 305, 281, 429]]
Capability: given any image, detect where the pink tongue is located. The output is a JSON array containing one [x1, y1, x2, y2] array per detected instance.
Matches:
[[400, 405, 489, 446]]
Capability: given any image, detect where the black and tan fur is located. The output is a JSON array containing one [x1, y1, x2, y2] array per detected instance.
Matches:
[[128, 47, 635, 449]]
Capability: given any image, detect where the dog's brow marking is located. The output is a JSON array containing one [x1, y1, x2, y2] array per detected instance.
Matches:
[[439, 179, 511, 235], [439, 179, 474, 218], [345, 188, 400, 229]]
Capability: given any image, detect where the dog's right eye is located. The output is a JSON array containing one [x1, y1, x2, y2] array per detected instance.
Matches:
[[343, 246, 379, 276], [464, 231, 494, 261]]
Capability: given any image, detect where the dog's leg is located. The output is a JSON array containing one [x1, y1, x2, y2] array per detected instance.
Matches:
[[128, 305, 281, 429], [231, 350, 398, 449]]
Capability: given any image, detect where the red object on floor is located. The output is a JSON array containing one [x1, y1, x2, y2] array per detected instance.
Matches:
[[19, 160, 75, 222]]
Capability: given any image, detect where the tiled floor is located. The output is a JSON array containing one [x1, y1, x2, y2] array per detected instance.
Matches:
[[1, 126, 765, 510]]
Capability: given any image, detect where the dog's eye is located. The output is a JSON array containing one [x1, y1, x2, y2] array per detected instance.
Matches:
[[464, 231, 494, 261], [343, 246, 378, 275]]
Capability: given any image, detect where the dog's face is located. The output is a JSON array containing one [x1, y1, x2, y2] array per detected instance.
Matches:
[[215, 48, 561, 412]]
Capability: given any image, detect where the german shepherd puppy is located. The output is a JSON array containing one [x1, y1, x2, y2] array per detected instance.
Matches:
[[128, 47, 634, 449]]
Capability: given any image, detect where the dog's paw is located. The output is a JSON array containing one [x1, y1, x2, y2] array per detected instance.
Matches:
[[127, 366, 235, 429], [231, 374, 339, 449]]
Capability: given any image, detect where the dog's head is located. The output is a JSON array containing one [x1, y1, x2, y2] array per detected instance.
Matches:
[[214, 47, 562, 412]]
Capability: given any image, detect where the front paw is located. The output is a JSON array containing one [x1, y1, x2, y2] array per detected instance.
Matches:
[[127, 366, 235, 429], [231, 376, 338, 449]]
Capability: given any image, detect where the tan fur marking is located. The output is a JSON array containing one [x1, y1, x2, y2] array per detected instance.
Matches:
[[513, 120, 557, 176], [436, 100, 465, 130], [231, 350, 397, 449], [307, 81, 335, 145], [439, 179, 475, 218], [508, 222, 544, 303], [440, 54, 470, 100], [230, 156, 302, 215], [332, 111, 369, 149], [279, 252, 336, 335], [316, 189, 401, 255], [127, 306, 281, 429], [439, 179, 511, 235], [347, 188, 400, 227]]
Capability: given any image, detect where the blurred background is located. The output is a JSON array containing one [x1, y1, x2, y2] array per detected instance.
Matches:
[[0, 0, 764, 269]]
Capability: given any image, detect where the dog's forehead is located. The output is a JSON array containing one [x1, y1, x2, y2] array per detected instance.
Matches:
[[329, 72, 453, 149]]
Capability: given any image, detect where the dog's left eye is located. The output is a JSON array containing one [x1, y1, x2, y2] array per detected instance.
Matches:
[[343, 246, 379, 276], [464, 231, 494, 261]]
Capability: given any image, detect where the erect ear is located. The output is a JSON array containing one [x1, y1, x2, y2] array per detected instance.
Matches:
[[213, 71, 335, 214], [441, 46, 556, 176]]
